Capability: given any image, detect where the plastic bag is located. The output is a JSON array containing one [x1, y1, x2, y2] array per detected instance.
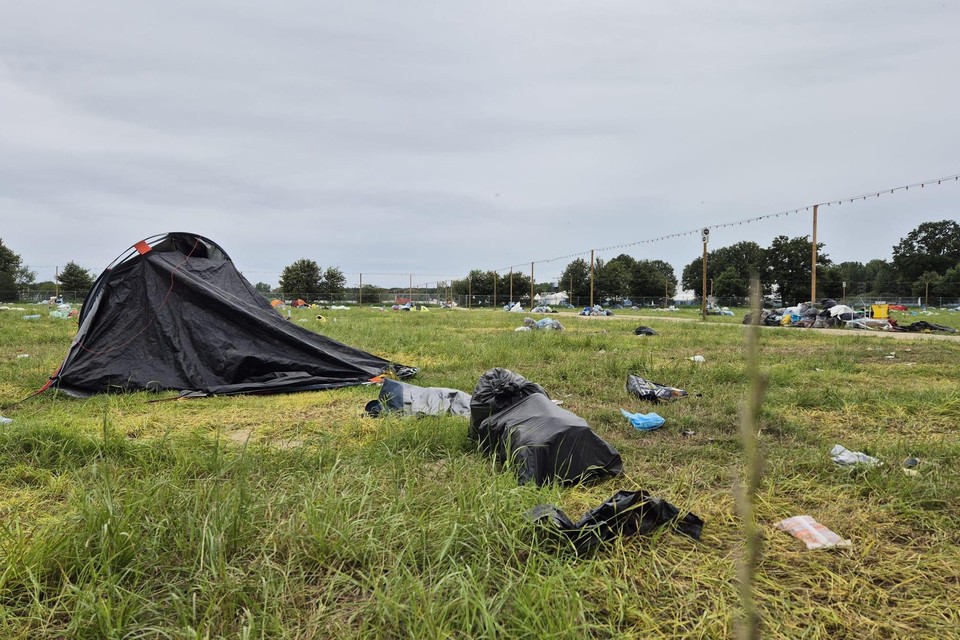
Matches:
[[469, 368, 548, 437], [620, 408, 665, 431], [775, 515, 851, 550]]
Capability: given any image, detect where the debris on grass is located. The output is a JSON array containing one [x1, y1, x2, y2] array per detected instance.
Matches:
[[528, 489, 704, 554], [620, 408, 665, 431], [775, 515, 851, 550], [830, 444, 881, 466]]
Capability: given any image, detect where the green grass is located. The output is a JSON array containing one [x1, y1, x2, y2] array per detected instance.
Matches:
[[1, 304, 959, 638]]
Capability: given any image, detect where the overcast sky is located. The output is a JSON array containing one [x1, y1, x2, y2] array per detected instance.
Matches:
[[2, 0, 958, 289]]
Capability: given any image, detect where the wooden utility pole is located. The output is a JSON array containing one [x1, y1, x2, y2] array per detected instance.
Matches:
[[810, 204, 819, 303], [493, 273, 497, 308], [530, 262, 534, 307], [569, 274, 573, 306], [359, 273, 363, 304], [701, 229, 709, 320], [468, 276, 472, 309], [408, 274, 413, 304], [509, 268, 513, 304], [589, 250, 595, 308]]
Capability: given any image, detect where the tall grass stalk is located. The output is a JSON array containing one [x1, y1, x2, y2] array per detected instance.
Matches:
[[736, 278, 767, 640]]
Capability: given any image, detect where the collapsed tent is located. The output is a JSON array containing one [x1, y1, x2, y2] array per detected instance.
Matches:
[[469, 368, 622, 486], [45, 233, 416, 397]]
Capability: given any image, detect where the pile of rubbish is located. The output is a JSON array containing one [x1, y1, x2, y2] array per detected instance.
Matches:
[[515, 317, 564, 332], [580, 304, 614, 316], [744, 299, 958, 333]]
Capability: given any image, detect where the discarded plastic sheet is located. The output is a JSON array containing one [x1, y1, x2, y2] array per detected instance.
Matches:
[[634, 326, 657, 336], [16, 354, 30, 359], [626, 375, 689, 403], [830, 444, 881, 466], [522, 317, 564, 331], [366, 379, 471, 418], [469, 369, 621, 486], [688, 355, 706, 363], [527, 489, 704, 554], [775, 515, 851, 550], [0, 416, 12, 425], [620, 408, 665, 431]]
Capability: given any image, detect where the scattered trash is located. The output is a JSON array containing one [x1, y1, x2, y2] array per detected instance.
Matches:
[[682, 430, 696, 437], [689, 355, 706, 363], [16, 354, 30, 359], [0, 416, 12, 425], [521, 317, 564, 331], [814, 368, 824, 372], [330, 305, 350, 310], [830, 444, 881, 466], [901, 456, 921, 476], [514, 326, 531, 332], [365, 379, 471, 417], [469, 368, 621, 486], [634, 326, 657, 336], [620, 408, 666, 431], [316, 315, 326, 322], [775, 515, 851, 550], [22, 314, 41, 320], [626, 375, 689, 402], [528, 489, 704, 554]]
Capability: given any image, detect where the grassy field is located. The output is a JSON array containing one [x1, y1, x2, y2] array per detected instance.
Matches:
[[1, 304, 959, 639]]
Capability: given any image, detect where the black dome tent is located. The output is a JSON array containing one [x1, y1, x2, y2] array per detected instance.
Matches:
[[44, 233, 416, 397]]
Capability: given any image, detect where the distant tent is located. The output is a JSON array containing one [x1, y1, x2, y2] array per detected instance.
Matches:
[[44, 233, 416, 397]]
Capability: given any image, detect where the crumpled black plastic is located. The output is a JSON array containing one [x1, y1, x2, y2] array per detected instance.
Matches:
[[901, 321, 957, 333], [626, 374, 689, 402], [469, 368, 548, 438], [634, 326, 658, 336], [527, 490, 704, 554]]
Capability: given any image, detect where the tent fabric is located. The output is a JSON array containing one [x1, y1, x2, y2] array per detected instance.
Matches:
[[48, 233, 416, 397], [365, 379, 471, 417], [469, 369, 622, 486]]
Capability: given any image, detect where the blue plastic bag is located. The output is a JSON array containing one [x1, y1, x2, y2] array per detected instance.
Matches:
[[620, 408, 665, 431]]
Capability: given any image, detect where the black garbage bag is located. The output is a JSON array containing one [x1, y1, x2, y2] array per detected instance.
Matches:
[[626, 374, 689, 402], [527, 489, 704, 554], [365, 378, 471, 417], [473, 392, 622, 486], [469, 368, 548, 438], [902, 321, 957, 333], [634, 326, 658, 336]]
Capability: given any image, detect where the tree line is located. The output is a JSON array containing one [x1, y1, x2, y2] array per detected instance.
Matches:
[[3, 220, 958, 305], [452, 219, 960, 306]]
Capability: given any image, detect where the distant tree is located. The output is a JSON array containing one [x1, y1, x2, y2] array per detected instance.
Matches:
[[56, 261, 95, 295], [321, 267, 347, 297], [938, 263, 960, 299], [595, 258, 631, 302], [0, 238, 25, 301], [499, 271, 531, 303], [279, 259, 321, 300], [892, 220, 960, 284], [764, 235, 830, 306], [16, 265, 36, 288], [630, 259, 677, 300], [911, 271, 944, 299], [681, 241, 765, 297], [867, 260, 904, 297], [559, 258, 591, 302], [817, 264, 845, 300], [713, 266, 748, 305], [254, 282, 272, 294]]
